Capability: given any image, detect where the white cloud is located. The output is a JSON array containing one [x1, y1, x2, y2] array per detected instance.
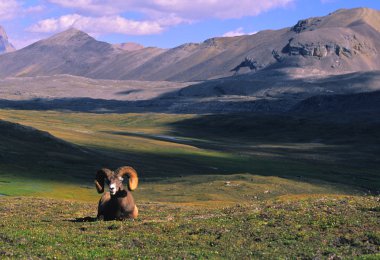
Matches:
[[27, 14, 174, 35], [48, 0, 120, 15], [29, 0, 294, 37], [0, 0, 21, 21], [48, 0, 295, 19], [223, 27, 245, 37], [0, 1, 45, 21], [24, 5, 46, 13], [223, 28, 257, 37]]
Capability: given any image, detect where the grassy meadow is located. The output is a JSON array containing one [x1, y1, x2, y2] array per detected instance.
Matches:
[[0, 109, 379, 258]]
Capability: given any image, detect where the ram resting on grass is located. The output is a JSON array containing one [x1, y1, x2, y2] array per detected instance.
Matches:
[[94, 166, 139, 220]]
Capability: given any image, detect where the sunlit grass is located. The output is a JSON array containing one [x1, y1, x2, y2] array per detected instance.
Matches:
[[0, 195, 378, 258], [0, 109, 378, 258]]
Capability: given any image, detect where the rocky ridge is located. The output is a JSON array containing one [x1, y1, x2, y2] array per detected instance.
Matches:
[[0, 8, 379, 80]]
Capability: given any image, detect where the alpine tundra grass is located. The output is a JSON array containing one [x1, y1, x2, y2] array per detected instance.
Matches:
[[0, 109, 379, 258]]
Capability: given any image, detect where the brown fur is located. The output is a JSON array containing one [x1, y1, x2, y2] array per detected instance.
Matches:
[[95, 166, 139, 220]]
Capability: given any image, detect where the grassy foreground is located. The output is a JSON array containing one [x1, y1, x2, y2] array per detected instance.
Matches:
[[0, 196, 379, 259], [0, 109, 379, 258]]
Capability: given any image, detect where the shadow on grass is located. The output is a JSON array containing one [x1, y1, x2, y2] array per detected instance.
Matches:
[[164, 112, 380, 191], [0, 111, 379, 192], [69, 216, 98, 223], [168, 112, 380, 144]]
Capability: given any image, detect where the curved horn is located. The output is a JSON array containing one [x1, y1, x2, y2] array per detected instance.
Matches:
[[95, 168, 113, 193], [115, 166, 138, 191]]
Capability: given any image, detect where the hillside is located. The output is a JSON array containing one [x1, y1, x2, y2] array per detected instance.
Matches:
[[0, 119, 118, 183], [0, 70, 378, 114], [0, 8, 379, 81], [0, 74, 190, 101], [0, 119, 84, 161], [151, 70, 380, 113], [291, 90, 380, 114]]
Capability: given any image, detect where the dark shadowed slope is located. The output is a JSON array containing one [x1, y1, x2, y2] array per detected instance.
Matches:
[[291, 90, 380, 114], [151, 70, 380, 113], [0, 119, 116, 181], [0, 8, 379, 81]]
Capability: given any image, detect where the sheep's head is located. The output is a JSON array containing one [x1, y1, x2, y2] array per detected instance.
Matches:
[[95, 166, 138, 195], [108, 174, 125, 195]]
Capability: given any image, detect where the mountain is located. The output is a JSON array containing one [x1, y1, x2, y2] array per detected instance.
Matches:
[[0, 8, 379, 81], [0, 26, 15, 54], [0, 28, 164, 78], [0, 28, 114, 77]]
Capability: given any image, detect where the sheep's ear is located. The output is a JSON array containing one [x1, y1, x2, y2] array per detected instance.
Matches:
[[95, 168, 113, 193], [118, 176, 124, 181]]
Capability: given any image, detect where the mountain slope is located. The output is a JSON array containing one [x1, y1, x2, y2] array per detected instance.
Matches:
[[0, 119, 92, 172], [291, 90, 380, 114], [0, 28, 115, 77], [0, 28, 166, 79], [0, 8, 379, 81]]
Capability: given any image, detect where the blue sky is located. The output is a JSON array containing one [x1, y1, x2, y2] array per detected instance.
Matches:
[[1, 0, 380, 49]]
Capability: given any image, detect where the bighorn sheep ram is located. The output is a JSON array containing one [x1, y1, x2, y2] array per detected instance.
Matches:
[[95, 166, 139, 220]]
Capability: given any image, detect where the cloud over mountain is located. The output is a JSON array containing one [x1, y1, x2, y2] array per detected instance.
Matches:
[[28, 14, 170, 35], [0, 0, 21, 21], [47, 0, 295, 19], [29, 0, 294, 36], [223, 27, 257, 37]]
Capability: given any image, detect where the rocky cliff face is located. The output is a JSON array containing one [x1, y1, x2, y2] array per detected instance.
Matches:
[[0, 26, 15, 54], [232, 8, 380, 76], [281, 33, 375, 59]]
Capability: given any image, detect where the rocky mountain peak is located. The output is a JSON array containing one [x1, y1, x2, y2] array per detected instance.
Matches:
[[0, 25, 15, 54], [27, 27, 115, 56], [291, 18, 322, 33], [291, 8, 380, 34], [41, 27, 95, 46]]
